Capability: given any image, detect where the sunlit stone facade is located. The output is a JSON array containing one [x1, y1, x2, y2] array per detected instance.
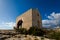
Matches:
[[16, 8, 42, 30]]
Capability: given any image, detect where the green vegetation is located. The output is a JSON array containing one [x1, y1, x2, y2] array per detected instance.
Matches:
[[28, 27, 45, 36], [44, 29, 60, 40], [14, 27, 27, 34], [14, 26, 60, 40], [14, 26, 45, 36], [47, 31, 60, 40]]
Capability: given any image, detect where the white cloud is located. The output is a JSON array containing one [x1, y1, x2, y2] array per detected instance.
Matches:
[[0, 22, 15, 29], [42, 12, 60, 28], [48, 12, 60, 20]]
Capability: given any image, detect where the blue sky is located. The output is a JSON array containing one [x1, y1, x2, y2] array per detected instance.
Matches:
[[0, 0, 60, 29]]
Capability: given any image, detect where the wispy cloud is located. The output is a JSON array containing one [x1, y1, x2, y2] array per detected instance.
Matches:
[[42, 12, 60, 28], [0, 22, 15, 29]]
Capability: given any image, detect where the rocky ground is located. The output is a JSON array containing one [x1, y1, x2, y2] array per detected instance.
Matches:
[[0, 33, 55, 40], [0, 30, 55, 40]]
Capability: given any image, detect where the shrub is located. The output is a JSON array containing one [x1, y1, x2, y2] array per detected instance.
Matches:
[[28, 27, 45, 36], [14, 27, 27, 34], [14, 26, 46, 36], [48, 31, 60, 40]]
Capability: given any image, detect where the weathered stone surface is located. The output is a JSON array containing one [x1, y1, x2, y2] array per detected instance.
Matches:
[[16, 8, 42, 30]]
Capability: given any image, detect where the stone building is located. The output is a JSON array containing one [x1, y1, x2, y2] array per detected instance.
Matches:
[[15, 8, 42, 30]]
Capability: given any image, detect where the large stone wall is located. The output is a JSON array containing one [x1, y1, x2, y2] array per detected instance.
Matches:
[[16, 9, 32, 30], [16, 8, 42, 30], [32, 9, 42, 28]]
